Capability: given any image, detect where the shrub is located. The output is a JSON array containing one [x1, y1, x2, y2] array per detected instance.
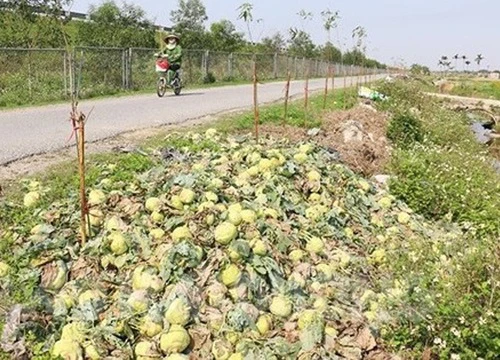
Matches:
[[387, 112, 423, 148], [389, 139, 500, 236], [203, 72, 216, 84]]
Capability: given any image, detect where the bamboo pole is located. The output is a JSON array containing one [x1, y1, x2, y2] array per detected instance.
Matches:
[[77, 113, 87, 244], [283, 70, 291, 125], [304, 66, 309, 127], [331, 65, 335, 103], [323, 65, 329, 109], [253, 59, 259, 141], [343, 65, 347, 110]]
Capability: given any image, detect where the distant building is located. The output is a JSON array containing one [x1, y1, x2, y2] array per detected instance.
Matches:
[[488, 71, 500, 80]]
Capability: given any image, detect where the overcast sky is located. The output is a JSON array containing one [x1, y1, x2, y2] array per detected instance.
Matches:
[[68, 0, 499, 70]]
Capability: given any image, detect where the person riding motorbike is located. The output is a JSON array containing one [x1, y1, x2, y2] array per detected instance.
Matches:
[[155, 34, 183, 86]]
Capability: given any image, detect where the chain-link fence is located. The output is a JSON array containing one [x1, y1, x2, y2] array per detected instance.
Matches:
[[0, 48, 67, 106], [0, 47, 386, 107]]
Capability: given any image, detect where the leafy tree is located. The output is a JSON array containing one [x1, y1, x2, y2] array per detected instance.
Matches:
[[256, 32, 286, 53], [237, 2, 254, 44], [319, 42, 342, 62], [320, 8, 339, 44], [475, 54, 484, 70], [287, 29, 317, 58], [410, 63, 431, 76], [343, 49, 364, 65], [170, 0, 209, 49], [296, 9, 313, 33], [208, 19, 244, 52], [237, 2, 264, 48], [351, 26, 367, 61], [75, 1, 156, 47], [453, 54, 459, 70], [0, 0, 69, 47]]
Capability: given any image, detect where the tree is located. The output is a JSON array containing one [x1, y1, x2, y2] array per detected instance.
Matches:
[[410, 64, 431, 76], [75, 1, 156, 47], [320, 42, 342, 62], [453, 54, 459, 70], [351, 26, 367, 68], [343, 49, 364, 65], [208, 19, 244, 52], [320, 8, 340, 62], [287, 29, 317, 58], [256, 32, 286, 53], [297, 9, 313, 33], [237, 2, 254, 44], [352, 26, 367, 54], [0, 0, 70, 47], [170, 0, 207, 30], [321, 8, 339, 44], [475, 54, 484, 71], [170, 0, 209, 49], [465, 60, 471, 72]]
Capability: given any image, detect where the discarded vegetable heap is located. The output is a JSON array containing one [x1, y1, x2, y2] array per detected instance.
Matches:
[[1, 129, 426, 359]]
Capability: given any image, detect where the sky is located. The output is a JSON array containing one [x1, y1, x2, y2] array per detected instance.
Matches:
[[68, 0, 500, 70]]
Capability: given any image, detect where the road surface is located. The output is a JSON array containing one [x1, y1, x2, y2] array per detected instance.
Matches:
[[0, 75, 384, 165]]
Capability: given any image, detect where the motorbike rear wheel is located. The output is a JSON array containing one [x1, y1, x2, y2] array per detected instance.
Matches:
[[173, 78, 182, 96]]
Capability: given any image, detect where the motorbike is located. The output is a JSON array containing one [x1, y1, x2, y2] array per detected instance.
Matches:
[[155, 55, 182, 97]]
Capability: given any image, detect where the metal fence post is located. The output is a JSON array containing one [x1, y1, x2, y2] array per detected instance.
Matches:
[[204, 50, 210, 77], [63, 51, 68, 97], [128, 48, 133, 89], [228, 52, 233, 79], [122, 49, 126, 89], [273, 53, 278, 79]]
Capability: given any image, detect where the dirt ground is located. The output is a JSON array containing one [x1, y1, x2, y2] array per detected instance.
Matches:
[[260, 103, 390, 176]]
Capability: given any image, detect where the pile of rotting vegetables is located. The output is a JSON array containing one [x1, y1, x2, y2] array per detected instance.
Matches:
[[0, 129, 431, 360]]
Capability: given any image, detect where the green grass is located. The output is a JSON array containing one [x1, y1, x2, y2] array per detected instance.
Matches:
[[449, 79, 500, 100], [215, 87, 358, 132], [370, 79, 500, 360], [375, 79, 500, 235]]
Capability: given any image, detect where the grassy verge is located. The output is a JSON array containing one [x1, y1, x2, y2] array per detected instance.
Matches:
[[375, 80, 500, 235], [370, 79, 500, 358], [448, 79, 500, 100]]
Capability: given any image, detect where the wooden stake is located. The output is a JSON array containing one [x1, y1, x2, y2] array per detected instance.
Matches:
[[284, 70, 291, 125], [331, 66, 335, 100], [304, 67, 309, 127], [253, 59, 259, 141], [71, 107, 88, 245], [343, 67, 347, 110], [323, 65, 329, 109]]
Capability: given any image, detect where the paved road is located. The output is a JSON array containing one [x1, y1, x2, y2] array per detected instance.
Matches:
[[0, 75, 385, 165]]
